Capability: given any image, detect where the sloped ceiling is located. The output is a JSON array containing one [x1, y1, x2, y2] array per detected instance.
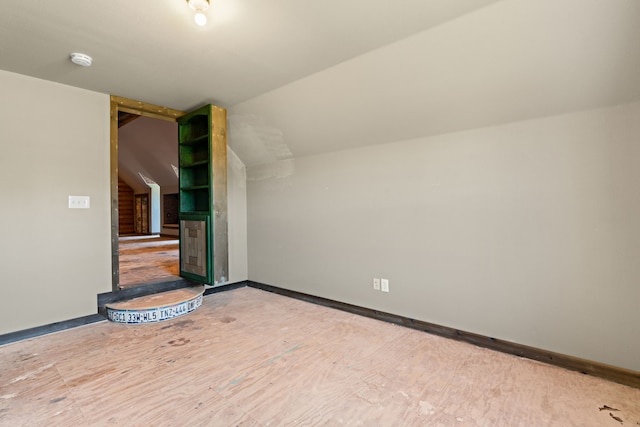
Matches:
[[118, 117, 178, 192], [229, 0, 640, 165], [1, 0, 639, 168]]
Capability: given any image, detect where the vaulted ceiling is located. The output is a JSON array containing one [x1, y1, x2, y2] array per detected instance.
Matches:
[[1, 0, 639, 170]]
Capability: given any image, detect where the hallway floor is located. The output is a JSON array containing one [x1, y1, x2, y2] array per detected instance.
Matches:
[[1, 287, 638, 426], [118, 235, 179, 288]]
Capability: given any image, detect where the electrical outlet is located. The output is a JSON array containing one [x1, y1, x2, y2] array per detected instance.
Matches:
[[381, 278, 389, 293], [373, 278, 381, 291]]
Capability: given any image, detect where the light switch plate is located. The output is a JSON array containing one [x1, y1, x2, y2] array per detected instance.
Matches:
[[69, 195, 90, 209]]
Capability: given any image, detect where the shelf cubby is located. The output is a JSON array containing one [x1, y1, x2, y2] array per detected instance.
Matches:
[[177, 104, 228, 285]]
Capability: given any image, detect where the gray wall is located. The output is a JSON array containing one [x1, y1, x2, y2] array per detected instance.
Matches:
[[246, 102, 640, 372], [0, 69, 248, 335], [0, 69, 111, 334]]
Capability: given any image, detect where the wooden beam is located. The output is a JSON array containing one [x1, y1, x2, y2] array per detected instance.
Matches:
[[211, 105, 229, 285], [111, 95, 185, 122], [110, 100, 120, 290]]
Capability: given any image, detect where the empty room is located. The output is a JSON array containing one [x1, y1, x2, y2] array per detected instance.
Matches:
[[1, 0, 639, 425]]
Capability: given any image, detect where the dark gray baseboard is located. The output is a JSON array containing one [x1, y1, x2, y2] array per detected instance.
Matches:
[[247, 281, 640, 390], [204, 280, 248, 296], [0, 314, 105, 347]]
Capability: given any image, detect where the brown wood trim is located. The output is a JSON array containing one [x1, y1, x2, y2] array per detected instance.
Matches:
[[247, 281, 640, 389], [110, 100, 120, 290], [210, 105, 229, 284]]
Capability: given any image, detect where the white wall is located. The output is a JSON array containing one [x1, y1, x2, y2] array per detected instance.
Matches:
[[0, 70, 112, 334], [247, 102, 640, 371]]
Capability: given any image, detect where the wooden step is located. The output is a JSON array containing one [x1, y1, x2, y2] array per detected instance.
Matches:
[[105, 285, 205, 324]]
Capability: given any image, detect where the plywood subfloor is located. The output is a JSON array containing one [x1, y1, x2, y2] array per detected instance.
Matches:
[[118, 235, 179, 288], [1, 287, 638, 426]]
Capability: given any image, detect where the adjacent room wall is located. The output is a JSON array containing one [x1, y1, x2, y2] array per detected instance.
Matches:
[[246, 102, 640, 372], [0, 69, 112, 334]]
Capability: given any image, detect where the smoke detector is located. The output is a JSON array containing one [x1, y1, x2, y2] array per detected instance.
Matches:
[[70, 52, 93, 67]]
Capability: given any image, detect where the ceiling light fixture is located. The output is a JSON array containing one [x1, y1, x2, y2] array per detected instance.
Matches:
[[187, 0, 210, 26], [69, 52, 93, 67]]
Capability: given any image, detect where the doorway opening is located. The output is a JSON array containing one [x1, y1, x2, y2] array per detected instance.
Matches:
[[118, 171, 178, 288], [134, 193, 149, 234], [110, 96, 185, 291]]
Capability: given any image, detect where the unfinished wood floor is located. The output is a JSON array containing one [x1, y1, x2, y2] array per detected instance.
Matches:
[[118, 235, 179, 288], [1, 287, 638, 426]]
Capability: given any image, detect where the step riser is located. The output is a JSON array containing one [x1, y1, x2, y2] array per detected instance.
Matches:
[[107, 294, 202, 324], [105, 286, 204, 325]]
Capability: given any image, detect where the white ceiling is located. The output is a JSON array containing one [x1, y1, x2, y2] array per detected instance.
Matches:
[[2, 0, 639, 167], [0, 0, 498, 110], [229, 0, 640, 164]]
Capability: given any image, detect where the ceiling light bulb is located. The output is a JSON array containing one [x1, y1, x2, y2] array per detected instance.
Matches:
[[187, 0, 210, 26], [194, 11, 207, 26]]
